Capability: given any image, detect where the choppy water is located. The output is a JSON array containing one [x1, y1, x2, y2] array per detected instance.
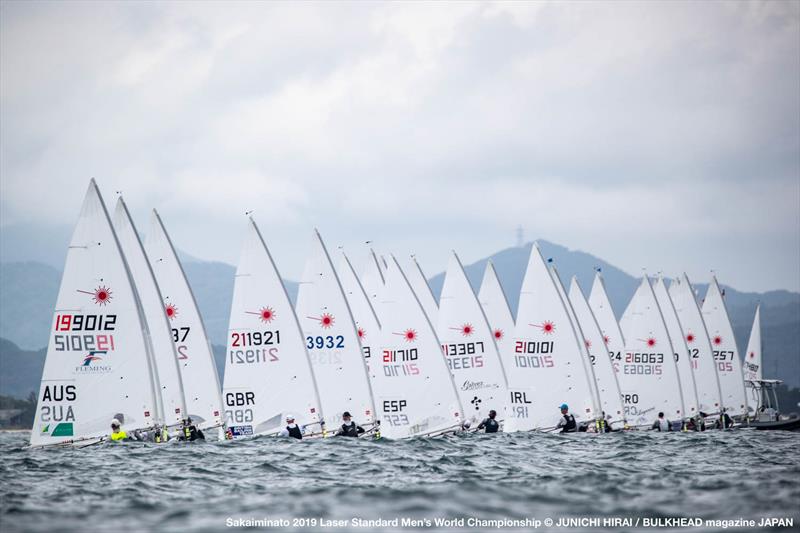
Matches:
[[0, 429, 798, 533]]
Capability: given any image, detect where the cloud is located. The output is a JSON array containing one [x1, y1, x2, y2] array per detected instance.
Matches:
[[1, 0, 798, 292]]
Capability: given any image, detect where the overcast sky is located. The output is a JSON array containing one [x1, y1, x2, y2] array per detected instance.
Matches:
[[1, 1, 798, 292]]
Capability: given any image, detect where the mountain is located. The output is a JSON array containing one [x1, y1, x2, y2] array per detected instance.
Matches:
[[1, 240, 797, 392]]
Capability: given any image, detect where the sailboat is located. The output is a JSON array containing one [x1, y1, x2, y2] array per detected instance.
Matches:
[[295, 230, 377, 432], [145, 210, 225, 435], [370, 256, 464, 438], [568, 277, 625, 427], [701, 276, 749, 418], [503, 245, 601, 432], [31, 180, 161, 447], [222, 219, 324, 438], [436, 251, 509, 427], [113, 198, 187, 429], [743, 304, 762, 384], [653, 276, 700, 417], [407, 256, 439, 325], [618, 277, 686, 428], [668, 274, 724, 417]]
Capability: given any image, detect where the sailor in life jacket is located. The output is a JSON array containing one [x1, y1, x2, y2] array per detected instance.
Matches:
[[652, 412, 672, 432], [477, 410, 500, 433], [336, 411, 365, 437], [279, 414, 304, 440], [110, 418, 129, 442], [556, 404, 577, 433], [180, 417, 206, 441]]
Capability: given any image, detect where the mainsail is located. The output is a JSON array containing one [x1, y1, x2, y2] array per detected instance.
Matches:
[[31, 180, 159, 447], [295, 230, 376, 429], [743, 304, 762, 382], [503, 245, 600, 432], [145, 210, 224, 432], [588, 272, 627, 372], [618, 277, 686, 427], [477, 260, 515, 349], [371, 256, 464, 438], [701, 277, 749, 418], [337, 252, 382, 374], [436, 251, 509, 426], [653, 276, 700, 416], [669, 274, 724, 415], [568, 277, 625, 425], [361, 249, 385, 311], [407, 256, 439, 325], [222, 219, 324, 438], [113, 198, 187, 427]]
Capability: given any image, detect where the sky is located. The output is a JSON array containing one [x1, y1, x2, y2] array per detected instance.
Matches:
[[1, 1, 799, 292]]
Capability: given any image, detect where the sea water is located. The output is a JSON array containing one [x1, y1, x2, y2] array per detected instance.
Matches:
[[0, 429, 797, 532]]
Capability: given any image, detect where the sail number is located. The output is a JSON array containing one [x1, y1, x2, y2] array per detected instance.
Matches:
[[306, 335, 344, 349], [231, 330, 280, 347], [383, 349, 419, 377], [382, 400, 410, 426], [54, 334, 115, 352], [442, 342, 485, 370], [55, 314, 116, 331], [713, 350, 735, 372], [625, 353, 664, 364]]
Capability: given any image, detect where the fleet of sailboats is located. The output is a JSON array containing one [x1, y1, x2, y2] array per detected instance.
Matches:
[[29, 180, 784, 447]]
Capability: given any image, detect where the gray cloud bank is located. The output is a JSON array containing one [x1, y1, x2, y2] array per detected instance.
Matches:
[[1, 1, 798, 291]]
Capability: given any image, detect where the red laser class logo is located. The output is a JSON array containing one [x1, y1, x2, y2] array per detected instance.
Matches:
[[357, 327, 366, 340], [531, 321, 555, 334], [307, 313, 335, 329], [639, 337, 657, 347], [493, 329, 504, 340], [603, 335, 610, 345], [165, 304, 178, 320], [247, 307, 276, 323], [449, 323, 474, 337], [685, 332, 695, 343], [585, 339, 592, 349], [77, 285, 112, 306], [749, 351, 755, 359], [393, 329, 417, 343], [712, 335, 723, 346]]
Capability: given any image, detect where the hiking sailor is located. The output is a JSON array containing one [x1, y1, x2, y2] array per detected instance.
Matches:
[[652, 412, 672, 432], [279, 414, 304, 440], [336, 411, 365, 437], [477, 410, 500, 433], [556, 404, 577, 433]]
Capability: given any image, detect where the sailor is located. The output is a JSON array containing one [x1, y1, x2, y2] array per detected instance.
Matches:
[[477, 410, 500, 433], [279, 414, 304, 440], [652, 412, 671, 432], [556, 404, 577, 433], [719, 409, 734, 429], [110, 418, 129, 442], [180, 417, 205, 441], [336, 411, 365, 437]]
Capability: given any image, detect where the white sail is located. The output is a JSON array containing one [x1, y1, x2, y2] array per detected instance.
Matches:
[[295, 230, 376, 430], [743, 305, 762, 382], [113, 198, 187, 427], [371, 256, 464, 438], [669, 274, 724, 415], [503, 245, 599, 432], [568, 277, 625, 425], [618, 277, 686, 427], [653, 276, 700, 416], [145, 210, 224, 432], [222, 219, 324, 438], [337, 252, 382, 374], [407, 256, 439, 325], [436, 251, 509, 426], [588, 272, 627, 363], [477, 261, 515, 348], [361, 249, 385, 311], [701, 276, 749, 418], [31, 181, 159, 447]]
